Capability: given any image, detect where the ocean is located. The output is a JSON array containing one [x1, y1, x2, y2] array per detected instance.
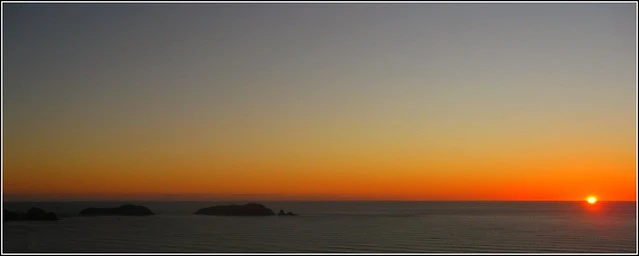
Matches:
[[2, 201, 636, 253]]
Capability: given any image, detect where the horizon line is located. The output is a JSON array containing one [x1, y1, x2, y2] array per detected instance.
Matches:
[[3, 199, 637, 203]]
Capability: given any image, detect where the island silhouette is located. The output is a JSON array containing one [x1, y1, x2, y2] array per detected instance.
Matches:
[[4, 207, 58, 221], [194, 203, 297, 216]]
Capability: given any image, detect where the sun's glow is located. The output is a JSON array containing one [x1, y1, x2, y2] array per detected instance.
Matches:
[[587, 196, 597, 204]]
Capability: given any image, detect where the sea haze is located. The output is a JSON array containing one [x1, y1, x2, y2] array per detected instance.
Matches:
[[2, 201, 636, 253]]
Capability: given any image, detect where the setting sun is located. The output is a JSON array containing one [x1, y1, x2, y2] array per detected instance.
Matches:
[[587, 196, 598, 204]]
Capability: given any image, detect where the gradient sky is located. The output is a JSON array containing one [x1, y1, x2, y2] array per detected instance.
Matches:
[[2, 3, 637, 201]]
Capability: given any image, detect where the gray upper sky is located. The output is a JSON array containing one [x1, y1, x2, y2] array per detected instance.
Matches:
[[2, 3, 637, 200]]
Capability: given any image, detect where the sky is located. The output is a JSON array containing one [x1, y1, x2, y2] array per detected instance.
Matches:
[[2, 3, 637, 201]]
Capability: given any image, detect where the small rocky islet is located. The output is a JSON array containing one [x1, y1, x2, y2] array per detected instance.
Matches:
[[277, 209, 297, 216], [4, 207, 58, 221], [194, 203, 297, 216]]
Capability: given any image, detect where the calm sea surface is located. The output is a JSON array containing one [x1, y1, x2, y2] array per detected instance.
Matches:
[[2, 201, 636, 253]]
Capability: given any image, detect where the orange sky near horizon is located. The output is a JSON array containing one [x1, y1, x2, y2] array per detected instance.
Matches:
[[4, 124, 636, 201], [2, 4, 637, 202]]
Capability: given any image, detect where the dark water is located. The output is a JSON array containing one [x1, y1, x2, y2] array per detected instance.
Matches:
[[2, 201, 636, 253]]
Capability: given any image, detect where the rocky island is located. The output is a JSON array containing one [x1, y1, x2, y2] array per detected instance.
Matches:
[[4, 207, 58, 221], [194, 203, 296, 216], [79, 204, 155, 216]]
